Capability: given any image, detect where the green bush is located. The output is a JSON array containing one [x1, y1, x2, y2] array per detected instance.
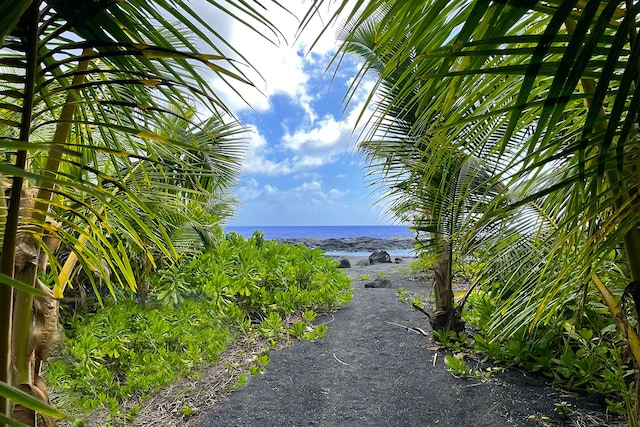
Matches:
[[412, 252, 634, 415], [150, 230, 352, 316], [463, 290, 633, 414], [47, 231, 352, 420]]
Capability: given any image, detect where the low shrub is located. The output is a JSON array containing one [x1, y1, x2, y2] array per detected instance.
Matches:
[[463, 290, 633, 415], [47, 231, 352, 421]]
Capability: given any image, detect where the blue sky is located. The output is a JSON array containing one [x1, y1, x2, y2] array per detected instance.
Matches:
[[203, 3, 392, 226]]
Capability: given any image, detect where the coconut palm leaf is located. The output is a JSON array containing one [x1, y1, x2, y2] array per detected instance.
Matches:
[[0, 0, 355, 423], [337, 0, 640, 392]]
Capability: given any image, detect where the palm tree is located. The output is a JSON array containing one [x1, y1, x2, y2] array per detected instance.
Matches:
[[52, 107, 247, 306], [334, 0, 640, 422], [339, 9, 521, 332], [0, 0, 340, 424]]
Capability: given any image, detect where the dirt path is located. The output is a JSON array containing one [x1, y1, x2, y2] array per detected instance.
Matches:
[[198, 258, 618, 427]]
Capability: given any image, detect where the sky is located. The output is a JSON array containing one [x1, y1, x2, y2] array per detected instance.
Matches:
[[198, 2, 391, 226]]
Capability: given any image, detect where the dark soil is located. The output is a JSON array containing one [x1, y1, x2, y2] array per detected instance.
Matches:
[[197, 258, 623, 427]]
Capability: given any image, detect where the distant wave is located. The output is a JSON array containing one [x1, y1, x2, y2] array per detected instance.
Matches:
[[224, 225, 414, 240]]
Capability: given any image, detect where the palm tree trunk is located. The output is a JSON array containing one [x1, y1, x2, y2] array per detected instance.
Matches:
[[0, 2, 39, 421], [11, 51, 90, 425], [431, 236, 463, 332], [432, 238, 453, 312]]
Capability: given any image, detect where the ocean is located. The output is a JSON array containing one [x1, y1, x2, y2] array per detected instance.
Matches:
[[224, 225, 414, 240], [224, 225, 416, 257]]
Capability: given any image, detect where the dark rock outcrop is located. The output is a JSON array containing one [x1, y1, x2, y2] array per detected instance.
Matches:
[[369, 249, 392, 264], [337, 258, 351, 268], [278, 236, 414, 252], [364, 277, 392, 288]]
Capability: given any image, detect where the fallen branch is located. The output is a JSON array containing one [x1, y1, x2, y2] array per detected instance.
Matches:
[[383, 320, 429, 336], [333, 353, 350, 366]]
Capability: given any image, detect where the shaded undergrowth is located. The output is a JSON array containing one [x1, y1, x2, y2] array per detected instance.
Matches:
[[406, 256, 634, 419]]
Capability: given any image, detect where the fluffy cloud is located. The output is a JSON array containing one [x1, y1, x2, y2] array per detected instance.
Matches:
[[241, 125, 289, 175], [238, 178, 345, 203], [240, 109, 360, 176], [192, 2, 381, 178], [206, 3, 342, 114], [282, 114, 342, 151], [192, 2, 393, 225]]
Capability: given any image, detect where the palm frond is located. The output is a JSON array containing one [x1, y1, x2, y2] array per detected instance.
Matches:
[[338, 1, 640, 344]]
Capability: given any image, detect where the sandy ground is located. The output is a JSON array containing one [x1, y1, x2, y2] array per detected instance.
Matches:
[[152, 256, 622, 427]]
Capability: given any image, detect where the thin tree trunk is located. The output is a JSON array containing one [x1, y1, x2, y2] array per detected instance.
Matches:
[[432, 257, 452, 311], [0, 2, 39, 422], [10, 50, 91, 426], [430, 237, 463, 332]]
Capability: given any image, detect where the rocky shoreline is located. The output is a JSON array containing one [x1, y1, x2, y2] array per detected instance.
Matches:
[[277, 236, 416, 252]]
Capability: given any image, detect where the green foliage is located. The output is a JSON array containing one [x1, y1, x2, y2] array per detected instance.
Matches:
[[339, 4, 640, 424], [314, 324, 329, 340], [249, 354, 270, 376], [409, 256, 433, 274], [256, 354, 270, 368], [443, 355, 479, 379], [259, 312, 283, 338], [464, 290, 634, 414], [47, 234, 352, 420], [48, 299, 230, 416], [554, 401, 572, 418], [150, 263, 194, 307], [433, 330, 471, 353], [452, 259, 481, 283], [288, 321, 309, 339], [303, 310, 317, 323], [230, 374, 248, 391], [180, 404, 197, 417], [396, 287, 412, 304]]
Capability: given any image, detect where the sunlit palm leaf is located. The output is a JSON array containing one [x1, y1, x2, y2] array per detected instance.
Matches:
[[1, 0, 348, 421], [339, 1, 640, 349]]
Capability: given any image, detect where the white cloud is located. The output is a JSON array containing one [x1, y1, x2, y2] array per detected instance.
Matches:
[[201, 1, 365, 115], [239, 114, 354, 175], [241, 125, 284, 174], [192, 2, 393, 225], [282, 114, 341, 151], [190, 2, 381, 178], [238, 87, 376, 176], [206, 3, 343, 115], [237, 177, 346, 204]]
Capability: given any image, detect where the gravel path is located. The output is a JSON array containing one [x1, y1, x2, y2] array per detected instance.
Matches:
[[200, 259, 615, 427]]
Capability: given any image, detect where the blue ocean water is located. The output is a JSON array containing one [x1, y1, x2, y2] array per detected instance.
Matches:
[[224, 225, 414, 240]]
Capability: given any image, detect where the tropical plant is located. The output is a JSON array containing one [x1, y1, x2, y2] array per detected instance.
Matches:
[[338, 8, 527, 333], [47, 233, 351, 422], [334, 0, 640, 423], [0, 0, 339, 425]]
